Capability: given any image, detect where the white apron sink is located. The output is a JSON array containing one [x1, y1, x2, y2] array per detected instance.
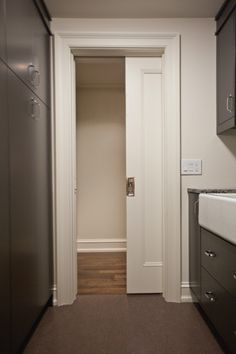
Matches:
[[199, 193, 236, 245]]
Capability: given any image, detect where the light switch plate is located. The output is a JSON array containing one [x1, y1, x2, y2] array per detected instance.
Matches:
[[181, 159, 202, 175]]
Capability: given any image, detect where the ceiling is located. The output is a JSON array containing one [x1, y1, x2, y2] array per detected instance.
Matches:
[[44, 0, 225, 19]]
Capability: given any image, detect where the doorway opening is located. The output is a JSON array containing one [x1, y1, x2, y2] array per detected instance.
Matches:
[[53, 32, 181, 305], [76, 57, 127, 294], [75, 53, 164, 296]]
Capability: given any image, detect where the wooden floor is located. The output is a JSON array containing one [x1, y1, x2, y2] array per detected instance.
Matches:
[[77, 252, 126, 295]]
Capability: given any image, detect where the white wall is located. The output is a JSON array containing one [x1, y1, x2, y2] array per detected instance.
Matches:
[[76, 59, 126, 249], [52, 18, 236, 292]]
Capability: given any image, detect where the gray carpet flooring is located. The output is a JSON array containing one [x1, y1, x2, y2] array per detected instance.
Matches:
[[24, 295, 223, 354]]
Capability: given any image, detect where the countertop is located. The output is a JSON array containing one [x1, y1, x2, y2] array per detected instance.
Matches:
[[187, 188, 236, 194]]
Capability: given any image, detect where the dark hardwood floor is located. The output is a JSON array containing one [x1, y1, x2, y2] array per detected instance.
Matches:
[[77, 252, 126, 295]]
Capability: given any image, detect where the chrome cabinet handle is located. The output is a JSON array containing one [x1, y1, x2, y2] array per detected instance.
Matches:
[[30, 98, 40, 120], [204, 250, 216, 258], [28, 64, 40, 87], [226, 94, 234, 113], [204, 291, 216, 302]]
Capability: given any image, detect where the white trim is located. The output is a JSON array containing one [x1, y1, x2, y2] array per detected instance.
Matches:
[[53, 29, 181, 305], [77, 238, 127, 252], [181, 282, 194, 303]]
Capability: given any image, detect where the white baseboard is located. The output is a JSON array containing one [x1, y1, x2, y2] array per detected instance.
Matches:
[[181, 282, 194, 302], [77, 238, 127, 253]]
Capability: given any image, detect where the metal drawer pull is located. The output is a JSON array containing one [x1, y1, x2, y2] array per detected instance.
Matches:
[[233, 273, 236, 280], [204, 291, 216, 302], [204, 250, 216, 258], [226, 94, 234, 114], [30, 98, 40, 120]]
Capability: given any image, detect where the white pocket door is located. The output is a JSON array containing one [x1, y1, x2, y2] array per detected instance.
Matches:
[[126, 57, 163, 293]]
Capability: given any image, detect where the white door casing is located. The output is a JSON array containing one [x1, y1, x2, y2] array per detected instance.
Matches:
[[126, 57, 163, 293], [52, 30, 181, 305]]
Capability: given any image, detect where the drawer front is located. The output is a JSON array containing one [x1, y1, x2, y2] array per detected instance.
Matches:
[[201, 228, 236, 298], [201, 267, 236, 353], [6, 0, 50, 106]]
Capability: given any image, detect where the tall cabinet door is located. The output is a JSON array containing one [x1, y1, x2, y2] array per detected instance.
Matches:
[[8, 70, 52, 354], [0, 0, 6, 61], [6, 0, 50, 105], [0, 59, 10, 354], [217, 9, 236, 133]]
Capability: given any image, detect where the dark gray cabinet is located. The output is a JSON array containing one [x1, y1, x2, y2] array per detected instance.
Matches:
[[6, 0, 50, 105], [0, 59, 10, 354], [189, 189, 236, 353], [201, 266, 236, 353], [201, 228, 236, 353], [8, 70, 51, 354], [0, 1, 52, 353], [189, 192, 201, 301], [216, 1, 236, 134], [0, 0, 6, 61]]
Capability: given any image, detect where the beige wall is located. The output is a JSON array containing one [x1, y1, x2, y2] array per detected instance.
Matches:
[[54, 18, 236, 285], [76, 60, 126, 241]]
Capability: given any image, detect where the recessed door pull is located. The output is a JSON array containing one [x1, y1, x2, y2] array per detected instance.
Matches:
[[127, 177, 135, 197]]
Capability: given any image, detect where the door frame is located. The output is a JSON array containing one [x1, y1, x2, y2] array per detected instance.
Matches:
[[52, 29, 181, 306]]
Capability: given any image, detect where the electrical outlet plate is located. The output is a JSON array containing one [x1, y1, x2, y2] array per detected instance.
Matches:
[[181, 159, 202, 175]]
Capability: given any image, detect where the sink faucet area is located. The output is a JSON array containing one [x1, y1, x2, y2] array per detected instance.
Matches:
[[199, 193, 236, 245]]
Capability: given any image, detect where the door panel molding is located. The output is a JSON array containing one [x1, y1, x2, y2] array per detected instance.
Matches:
[[53, 29, 181, 305]]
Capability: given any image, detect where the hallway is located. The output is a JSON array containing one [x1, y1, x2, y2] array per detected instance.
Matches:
[[24, 295, 223, 354]]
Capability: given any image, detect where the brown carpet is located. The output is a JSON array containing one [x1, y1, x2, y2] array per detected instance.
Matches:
[[24, 295, 223, 354]]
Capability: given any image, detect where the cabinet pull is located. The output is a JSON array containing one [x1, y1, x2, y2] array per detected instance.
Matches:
[[226, 94, 234, 114], [204, 250, 216, 258], [30, 98, 40, 120], [28, 64, 40, 87], [233, 273, 236, 280], [204, 291, 216, 302]]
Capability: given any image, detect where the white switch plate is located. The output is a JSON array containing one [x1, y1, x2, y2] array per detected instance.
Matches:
[[181, 159, 202, 175]]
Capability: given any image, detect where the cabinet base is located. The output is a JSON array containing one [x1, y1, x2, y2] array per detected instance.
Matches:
[[195, 303, 233, 354], [18, 295, 53, 354]]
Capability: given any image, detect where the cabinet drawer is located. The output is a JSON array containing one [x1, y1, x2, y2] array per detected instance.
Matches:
[[6, 0, 50, 106], [201, 228, 236, 298], [201, 267, 236, 353]]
